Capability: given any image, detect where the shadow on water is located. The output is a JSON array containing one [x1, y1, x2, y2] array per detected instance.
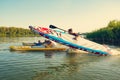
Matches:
[[9, 50, 63, 57]]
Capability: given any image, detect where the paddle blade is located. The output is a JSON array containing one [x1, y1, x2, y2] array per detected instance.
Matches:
[[49, 25, 57, 29], [49, 25, 67, 32]]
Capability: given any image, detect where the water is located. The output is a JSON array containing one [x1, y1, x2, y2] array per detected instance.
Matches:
[[0, 37, 120, 80]]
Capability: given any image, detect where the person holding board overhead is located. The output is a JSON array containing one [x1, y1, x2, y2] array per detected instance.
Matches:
[[68, 28, 80, 40], [49, 25, 80, 40]]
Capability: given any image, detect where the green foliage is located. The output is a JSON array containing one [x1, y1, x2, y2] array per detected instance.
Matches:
[[86, 20, 120, 46], [0, 26, 39, 37]]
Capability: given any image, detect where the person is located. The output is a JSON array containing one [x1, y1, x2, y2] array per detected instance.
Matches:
[[68, 28, 79, 40], [44, 40, 56, 48], [34, 40, 43, 46]]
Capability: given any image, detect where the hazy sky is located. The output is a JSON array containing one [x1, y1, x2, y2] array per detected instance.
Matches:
[[0, 0, 120, 32]]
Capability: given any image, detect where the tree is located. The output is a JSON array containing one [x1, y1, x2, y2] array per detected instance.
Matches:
[[86, 20, 120, 46], [0, 26, 39, 37]]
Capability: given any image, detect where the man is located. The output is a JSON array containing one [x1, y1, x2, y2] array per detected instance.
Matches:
[[34, 40, 43, 46], [44, 40, 56, 48], [68, 28, 79, 40]]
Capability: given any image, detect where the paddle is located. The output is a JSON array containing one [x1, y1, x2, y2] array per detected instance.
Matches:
[[50, 25, 82, 40], [49, 25, 82, 35], [49, 25, 82, 40], [49, 25, 67, 32]]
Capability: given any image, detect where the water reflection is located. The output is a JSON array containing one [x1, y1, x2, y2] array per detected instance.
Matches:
[[32, 53, 80, 80], [66, 53, 79, 65], [1, 37, 120, 80], [44, 51, 54, 58], [66, 52, 77, 58], [32, 52, 105, 80], [63, 53, 80, 76]]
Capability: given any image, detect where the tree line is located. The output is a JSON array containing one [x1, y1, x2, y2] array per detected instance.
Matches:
[[0, 26, 39, 37], [86, 20, 120, 46]]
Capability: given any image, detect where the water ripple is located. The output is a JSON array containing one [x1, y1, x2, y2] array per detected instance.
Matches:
[[0, 38, 120, 80]]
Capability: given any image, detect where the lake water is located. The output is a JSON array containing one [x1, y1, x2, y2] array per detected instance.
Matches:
[[0, 37, 120, 80]]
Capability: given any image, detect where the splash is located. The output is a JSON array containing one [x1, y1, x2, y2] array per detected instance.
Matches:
[[109, 49, 120, 56], [98, 44, 120, 56]]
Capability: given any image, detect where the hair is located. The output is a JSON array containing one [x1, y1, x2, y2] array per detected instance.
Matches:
[[68, 28, 73, 33]]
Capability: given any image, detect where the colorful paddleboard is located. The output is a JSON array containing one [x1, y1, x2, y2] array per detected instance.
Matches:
[[29, 26, 110, 55]]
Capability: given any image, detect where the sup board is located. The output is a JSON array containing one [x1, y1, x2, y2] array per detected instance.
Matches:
[[29, 26, 109, 55], [10, 46, 66, 51]]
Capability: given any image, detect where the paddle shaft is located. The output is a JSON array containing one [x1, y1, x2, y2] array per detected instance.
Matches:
[[49, 25, 80, 36], [49, 25, 66, 32]]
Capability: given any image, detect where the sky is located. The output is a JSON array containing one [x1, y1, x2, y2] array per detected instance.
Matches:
[[0, 0, 120, 32]]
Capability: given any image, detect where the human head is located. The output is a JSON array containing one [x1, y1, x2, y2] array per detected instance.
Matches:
[[38, 40, 41, 43], [68, 28, 73, 33]]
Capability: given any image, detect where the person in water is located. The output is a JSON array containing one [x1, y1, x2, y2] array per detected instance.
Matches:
[[68, 28, 79, 40]]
